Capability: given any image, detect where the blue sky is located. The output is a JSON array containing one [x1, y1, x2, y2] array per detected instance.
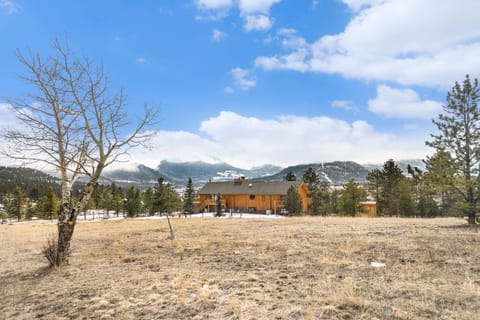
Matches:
[[1, 0, 480, 169]]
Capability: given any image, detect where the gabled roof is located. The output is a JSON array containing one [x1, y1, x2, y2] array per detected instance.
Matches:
[[198, 179, 305, 195]]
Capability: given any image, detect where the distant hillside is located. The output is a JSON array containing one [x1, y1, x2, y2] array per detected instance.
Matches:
[[100, 165, 167, 190], [261, 161, 370, 185], [0, 158, 426, 192], [102, 161, 283, 189], [0, 166, 59, 199], [363, 159, 426, 174]]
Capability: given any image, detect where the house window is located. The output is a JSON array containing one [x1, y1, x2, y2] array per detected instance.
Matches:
[[249, 194, 255, 200], [262, 195, 266, 202]]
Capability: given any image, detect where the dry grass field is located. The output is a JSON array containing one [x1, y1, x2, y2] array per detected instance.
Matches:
[[0, 217, 479, 319]]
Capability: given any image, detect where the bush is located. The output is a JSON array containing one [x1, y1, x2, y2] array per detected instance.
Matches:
[[43, 234, 58, 267], [0, 211, 7, 224]]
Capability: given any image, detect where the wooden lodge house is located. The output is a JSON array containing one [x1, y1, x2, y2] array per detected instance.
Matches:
[[196, 177, 310, 214]]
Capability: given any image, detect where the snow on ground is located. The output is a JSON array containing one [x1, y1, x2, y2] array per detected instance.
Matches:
[[1, 211, 283, 225], [136, 212, 283, 220]]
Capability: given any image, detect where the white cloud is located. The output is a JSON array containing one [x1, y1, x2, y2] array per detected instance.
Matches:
[[368, 85, 442, 119], [331, 100, 359, 112], [238, 0, 282, 14], [0, 103, 34, 167], [195, 0, 281, 31], [119, 111, 431, 169], [123, 130, 224, 169], [243, 14, 273, 31], [340, 0, 386, 12], [212, 28, 228, 42], [196, 0, 233, 9], [230, 67, 256, 90], [254, 0, 480, 88], [239, 0, 281, 31], [0, 103, 20, 129], [0, 1, 19, 15], [195, 0, 232, 21], [255, 29, 310, 71], [195, 111, 428, 167], [1, 108, 431, 170]]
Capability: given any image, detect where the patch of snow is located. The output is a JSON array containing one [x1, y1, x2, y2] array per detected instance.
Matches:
[[370, 261, 386, 268]]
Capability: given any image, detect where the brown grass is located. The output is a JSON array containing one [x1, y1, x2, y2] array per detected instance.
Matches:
[[0, 217, 479, 319]]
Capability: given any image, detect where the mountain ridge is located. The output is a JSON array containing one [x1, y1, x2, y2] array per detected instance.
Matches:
[[0, 159, 426, 192]]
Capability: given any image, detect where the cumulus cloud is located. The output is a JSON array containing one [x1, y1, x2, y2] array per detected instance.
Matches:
[[230, 67, 256, 90], [238, 0, 281, 13], [1, 107, 431, 170], [254, 0, 480, 88], [368, 85, 442, 119], [212, 28, 228, 42], [195, 0, 281, 31], [0, 0, 19, 15], [340, 0, 386, 12], [122, 130, 224, 169], [195, 111, 428, 167], [117, 111, 432, 169], [0, 103, 33, 167], [195, 0, 232, 20], [0, 103, 18, 128], [243, 14, 273, 31]]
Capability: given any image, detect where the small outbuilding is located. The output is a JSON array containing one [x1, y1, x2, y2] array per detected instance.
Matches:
[[355, 201, 377, 218]]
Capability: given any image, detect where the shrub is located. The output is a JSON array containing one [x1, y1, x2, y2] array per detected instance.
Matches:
[[42, 234, 58, 267]]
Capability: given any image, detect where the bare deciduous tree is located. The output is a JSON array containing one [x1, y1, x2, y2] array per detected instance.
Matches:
[[3, 40, 157, 265]]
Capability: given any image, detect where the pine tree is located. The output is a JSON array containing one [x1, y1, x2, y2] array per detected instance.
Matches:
[[5, 187, 27, 221], [143, 187, 155, 216], [284, 186, 302, 216], [406, 165, 440, 217], [310, 181, 330, 215], [366, 168, 382, 213], [125, 187, 141, 217], [184, 178, 195, 215], [338, 180, 367, 216], [302, 167, 318, 189], [427, 75, 480, 224], [285, 171, 297, 181], [38, 186, 59, 220], [367, 160, 416, 217], [423, 151, 456, 216], [154, 178, 182, 215], [111, 184, 124, 217], [380, 159, 404, 216]]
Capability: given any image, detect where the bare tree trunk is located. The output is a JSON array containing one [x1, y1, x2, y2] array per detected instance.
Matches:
[[56, 221, 75, 265], [55, 180, 97, 266], [56, 203, 75, 266]]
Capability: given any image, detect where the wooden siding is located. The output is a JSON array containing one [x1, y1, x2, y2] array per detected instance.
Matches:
[[197, 181, 310, 214], [355, 201, 377, 218]]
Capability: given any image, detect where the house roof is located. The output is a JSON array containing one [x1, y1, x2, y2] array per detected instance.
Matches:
[[198, 180, 305, 195]]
